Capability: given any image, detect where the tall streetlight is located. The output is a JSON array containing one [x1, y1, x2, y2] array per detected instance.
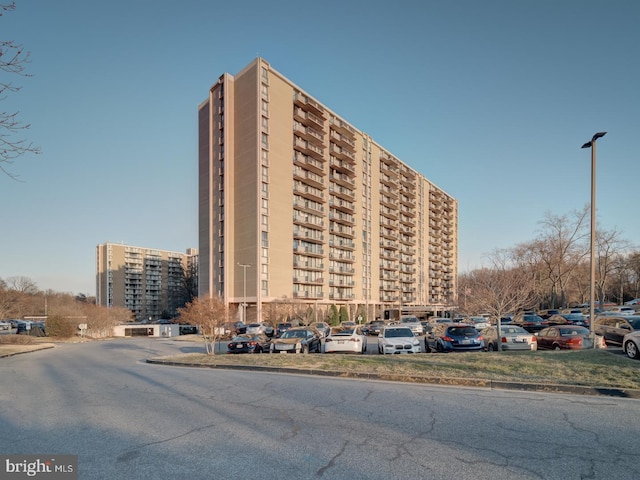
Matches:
[[237, 263, 251, 324], [581, 131, 606, 347]]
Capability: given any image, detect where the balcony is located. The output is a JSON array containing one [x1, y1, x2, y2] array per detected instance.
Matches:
[[329, 116, 356, 136], [330, 130, 356, 150], [294, 136, 324, 161], [294, 106, 325, 130], [293, 92, 325, 117], [330, 171, 355, 188], [293, 122, 325, 147], [329, 144, 355, 162], [329, 210, 355, 226], [329, 197, 355, 214]]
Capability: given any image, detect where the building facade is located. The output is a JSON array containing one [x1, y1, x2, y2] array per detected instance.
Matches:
[[96, 243, 198, 321], [198, 58, 457, 322]]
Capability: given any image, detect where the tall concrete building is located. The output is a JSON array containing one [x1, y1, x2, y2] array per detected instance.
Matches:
[[198, 58, 457, 322], [96, 243, 198, 321]]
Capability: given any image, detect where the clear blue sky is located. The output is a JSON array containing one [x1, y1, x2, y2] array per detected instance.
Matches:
[[1, 0, 638, 295]]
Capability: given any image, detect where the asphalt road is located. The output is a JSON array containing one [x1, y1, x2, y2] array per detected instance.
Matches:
[[1, 338, 639, 480]]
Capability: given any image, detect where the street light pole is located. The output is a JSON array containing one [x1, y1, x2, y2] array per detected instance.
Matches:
[[581, 131, 606, 347], [237, 263, 251, 324]]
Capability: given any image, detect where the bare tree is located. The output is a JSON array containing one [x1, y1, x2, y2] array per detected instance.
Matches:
[[5, 275, 39, 294], [1, 2, 40, 178], [459, 249, 538, 351], [534, 207, 590, 308], [177, 296, 233, 354], [595, 227, 632, 307]]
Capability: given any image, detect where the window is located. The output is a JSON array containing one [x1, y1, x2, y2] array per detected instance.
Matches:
[[261, 133, 268, 148], [261, 99, 268, 114], [261, 231, 268, 248]]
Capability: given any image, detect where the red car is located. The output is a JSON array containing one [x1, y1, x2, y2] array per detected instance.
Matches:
[[535, 326, 595, 350]]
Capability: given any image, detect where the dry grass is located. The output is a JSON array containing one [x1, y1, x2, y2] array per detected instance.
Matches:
[[155, 349, 640, 390]]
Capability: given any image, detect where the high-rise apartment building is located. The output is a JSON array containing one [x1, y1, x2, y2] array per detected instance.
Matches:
[[198, 58, 457, 322], [96, 243, 198, 321]]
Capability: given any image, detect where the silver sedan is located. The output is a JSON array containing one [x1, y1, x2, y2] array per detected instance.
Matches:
[[481, 325, 537, 351]]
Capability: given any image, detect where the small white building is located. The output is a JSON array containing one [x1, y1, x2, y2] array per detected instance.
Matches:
[[113, 323, 181, 338]]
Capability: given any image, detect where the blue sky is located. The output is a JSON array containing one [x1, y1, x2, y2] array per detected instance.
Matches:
[[1, 0, 638, 295]]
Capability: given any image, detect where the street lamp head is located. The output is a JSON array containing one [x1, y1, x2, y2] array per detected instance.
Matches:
[[592, 131, 607, 141], [581, 131, 607, 149]]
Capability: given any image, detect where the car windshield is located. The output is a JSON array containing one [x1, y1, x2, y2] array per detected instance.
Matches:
[[628, 318, 640, 329], [281, 330, 307, 339], [332, 328, 354, 336], [559, 327, 589, 336], [448, 327, 477, 336], [502, 326, 527, 335], [231, 335, 254, 342], [523, 315, 544, 323], [384, 328, 413, 338]]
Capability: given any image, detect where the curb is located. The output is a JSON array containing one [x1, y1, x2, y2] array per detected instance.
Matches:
[[0, 344, 55, 358], [145, 359, 640, 399]]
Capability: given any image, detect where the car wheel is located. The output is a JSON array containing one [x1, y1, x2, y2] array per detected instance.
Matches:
[[487, 343, 495, 352], [303, 344, 309, 354], [436, 342, 444, 353], [553, 344, 561, 351], [625, 341, 639, 360]]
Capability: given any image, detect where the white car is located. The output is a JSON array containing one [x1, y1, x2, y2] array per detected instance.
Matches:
[[467, 316, 491, 330], [622, 330, 640, 360], [324, 326, 367, 354], [245, 322, 274, 336], [378, 326, 421, 354], [400, 315, 423, 335], [0, 321, 11, 331]]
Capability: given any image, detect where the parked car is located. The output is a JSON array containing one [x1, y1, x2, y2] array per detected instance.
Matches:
[[535, 326, 595, 350], [363, 320, 384, 336], [511, 313, 548, 333], [227, 333, 271, 354], [431, 317, 455, 324], [622, 330, 640, 360], [246, 322, 274, 337], [179, 324, 198, 335], [425, 324, 484, 353], [466, 316, 491, 330], [0, 321, 11, 331], [603, 306, 636, 316], [537, 309, 561, 320], [480, 325, 537, 352], [269, 327, 322, 353], [378, 326, 421, 354], [16, 321, 46, 337], [276, 322, 293, 337], [400, 315, 423, 335], [547, 313, 588, 327], [324, 326, 367, 354], [593, 315, 640, 346], [624, 298, 640, 306], [215, 321, 246, 338], [310, 322, 330, 338]]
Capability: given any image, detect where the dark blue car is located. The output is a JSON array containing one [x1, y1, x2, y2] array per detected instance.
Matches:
[[425, 324, 484, 352]]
